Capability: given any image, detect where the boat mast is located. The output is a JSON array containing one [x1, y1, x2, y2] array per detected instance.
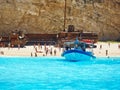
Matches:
[[64, 0, 67, 31]]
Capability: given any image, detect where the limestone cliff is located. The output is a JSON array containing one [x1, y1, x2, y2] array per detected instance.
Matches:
[[0, 0, 120, 40]]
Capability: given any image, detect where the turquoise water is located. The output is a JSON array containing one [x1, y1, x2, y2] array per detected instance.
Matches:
[[0, 57, 120, 90]]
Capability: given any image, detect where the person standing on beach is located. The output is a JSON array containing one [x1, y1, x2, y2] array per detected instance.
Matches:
[[35, 53, 37, 57], [106, 50, 108, 56], [54, 49, 56, 56], [31, 52, 33, 57], [38, 43, 40, 49], [50, 47, 52, 56], [44, 43, 46, 51], [108, 42, 110, 47], [45, 48, 48, 56], [18, 44, 20, 50], [8, 43, 10, 50], [118, 44, 120, 49], [100, 45, 102, 49]]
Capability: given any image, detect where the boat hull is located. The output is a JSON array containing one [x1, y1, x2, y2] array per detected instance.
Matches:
[[62, 49, 95, 61]]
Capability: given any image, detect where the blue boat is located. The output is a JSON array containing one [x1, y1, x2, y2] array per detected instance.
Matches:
[[61, 37, 96, 61]]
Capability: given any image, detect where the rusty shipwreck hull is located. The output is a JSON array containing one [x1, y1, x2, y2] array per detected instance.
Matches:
[[25, 34, 58, 45], [0, 32, 26, 47], [25, 32, 98, 46]]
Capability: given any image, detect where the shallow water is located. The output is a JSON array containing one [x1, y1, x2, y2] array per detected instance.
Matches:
[[0, 57, 120, 90]]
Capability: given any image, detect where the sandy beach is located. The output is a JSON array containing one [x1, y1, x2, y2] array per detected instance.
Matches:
[[93, 42, 120, 57], [0, 42, 120, 57]]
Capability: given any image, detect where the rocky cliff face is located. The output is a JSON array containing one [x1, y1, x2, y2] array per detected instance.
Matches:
[[0, 0, 120, 40]]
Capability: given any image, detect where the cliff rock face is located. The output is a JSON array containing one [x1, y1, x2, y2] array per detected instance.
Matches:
[[0, 0, 120, 40]]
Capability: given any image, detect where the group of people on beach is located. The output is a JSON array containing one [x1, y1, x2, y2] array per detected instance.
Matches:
[[0, 41, 120, 57], [99, 42, 120, 56], [32, 43, 59, 57]]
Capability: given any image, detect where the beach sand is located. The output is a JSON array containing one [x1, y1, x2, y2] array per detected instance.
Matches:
[[0, 42, 120, 57], [93, 42, 120, 57]]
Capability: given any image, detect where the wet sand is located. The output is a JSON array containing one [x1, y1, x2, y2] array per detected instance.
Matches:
[[0, 42, 120, 57]]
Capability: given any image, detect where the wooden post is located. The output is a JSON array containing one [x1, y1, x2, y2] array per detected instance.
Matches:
[[64, 0, 67, 31]]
